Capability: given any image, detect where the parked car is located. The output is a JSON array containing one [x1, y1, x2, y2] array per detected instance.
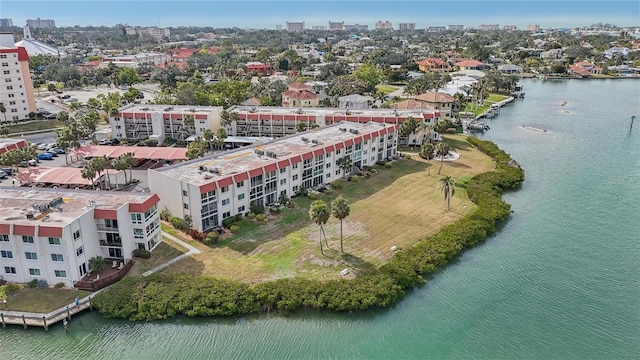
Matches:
[[67, 98, 78, 103], [37, 143, 48, 150], [0, 167, 12, 175], [20, 159, 38, 167], [0, 170, 7, 179], [45, 151, 58, 157], [99, 138, 119, 145], [45, 113, 58, 120], [37, 152, 54, 160], [59, 94, 71, 100], [49, 148, 65, 154]]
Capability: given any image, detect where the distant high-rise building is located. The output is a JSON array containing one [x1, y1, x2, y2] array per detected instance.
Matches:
[[312, 26, 328, 30], [447, 25, 464, 30], [126, 27, 170, 41], [427, 26, 446, 32], [285, 21, 305, 31], [329, 21, 344, 30], [375, 21, 393, 30], [25, 18, 56, 29], [275, 25, 283, 31], [398, 23, 416, 31], [526, 24, 540, 31], [0, 32, 38, 121], [503, 25, 518, 31], [344, 24, 368, 31], [0, 19, 13, 28], [478, 24, 499, 31]]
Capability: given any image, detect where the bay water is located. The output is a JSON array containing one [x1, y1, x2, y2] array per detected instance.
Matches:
[[1, 79, 638, 359]]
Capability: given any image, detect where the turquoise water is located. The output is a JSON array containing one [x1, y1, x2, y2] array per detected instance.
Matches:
[[1, 79, 639, 359]]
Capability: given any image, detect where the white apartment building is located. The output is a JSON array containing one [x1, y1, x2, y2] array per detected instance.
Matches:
[[110, 104, 224, 144], [285, 22, 305, 31], [0, 188, 161, 287], [0, 33, 37, 122], [26, 18, 55, 28], [100, 52, 168, 68], [398, 23, 416, 31], [148, 122, 398, 232], [226, 106, 440, 145]]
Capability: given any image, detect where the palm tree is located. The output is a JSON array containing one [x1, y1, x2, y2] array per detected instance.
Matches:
[[331, 196, 350, 253], [438, 175, 456, 210], [81, 165, 97, 189], [0, 124, 8, 138], [420, 142, 435, 175], [435, 142, 450, 175], [336, 156, 352, 178], [203, 128, 214, 151], [88, 255, 106, 273], [89, 156, 110, 189], [112, 155, 129, 187], [123, 152, 135, 183], [309, 200, 330, 255]]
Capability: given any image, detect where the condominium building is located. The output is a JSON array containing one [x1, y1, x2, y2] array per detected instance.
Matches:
[[285, 21, 305, 31], [0, 32, 37, 122], [344, 24, 368, 31], [526, 24, 541, 32], [148, 122, 398, 232], [125, 27, 171, 41], [110, 104, 224, 143], [329, 21, 344, 30], [0, 188, 161, 287], [398, 23, 416, 31], [226, 106, 440, 145], [447, 25, 464, 30], [503, 25, 518, 31], [375, 21, 393, 30], [26, 18, 55, 29], [478, 24, 500, 31], [427, 26, 446, 32], [0, 19, 13, 28]]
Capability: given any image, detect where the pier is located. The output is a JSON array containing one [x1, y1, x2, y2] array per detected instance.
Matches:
[[0, 293, 97, 330]]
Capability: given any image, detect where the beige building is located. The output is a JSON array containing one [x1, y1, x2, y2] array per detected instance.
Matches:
[[281, 82, 320, 108], [0, 32, 37, 122]]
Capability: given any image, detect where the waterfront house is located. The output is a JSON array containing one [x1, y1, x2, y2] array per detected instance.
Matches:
[[455, 59, 489, 70], [338, 94, 375, 110], [498, 64, 523, 74], [569, 61, 603, 76]]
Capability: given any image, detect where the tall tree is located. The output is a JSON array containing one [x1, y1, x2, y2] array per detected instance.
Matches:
[[81, 164, 97, 189], [55, 128, 81, 164], [186, 137, 207, 159], [202, 128, 214, 151], [336, 156, 352, 178], [0, 103, 7, 123], [331, 196, 350, 253], [309, 200, 331, 255], [435, 142, 451, 175], [420, 142, 435, 175], [438, 175, 456, 210], [214, 127, 227, 150]]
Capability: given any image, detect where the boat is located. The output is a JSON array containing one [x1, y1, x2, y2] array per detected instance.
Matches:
[[465, 120, 490, 132]]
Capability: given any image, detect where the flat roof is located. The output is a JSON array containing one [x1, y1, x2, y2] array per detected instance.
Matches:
[[14, 166, 117, 186], [0, 187, 157, 227], [118, 104, 222, 114], [154, 122, 395, 187], [71, 145, 187, 161], [229, 105, 437, 116]]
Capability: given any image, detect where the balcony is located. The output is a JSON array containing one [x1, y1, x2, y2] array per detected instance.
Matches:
[[99, 240, 122, 247], [96, 224, 119, 232]]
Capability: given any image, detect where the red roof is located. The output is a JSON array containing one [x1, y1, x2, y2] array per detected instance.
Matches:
[[455, 59, 485, 68], [72, 145, 188, 161], [281, 90, 318, 100], [288, 82, 312, 91], [15, 166, 101, 185], [0, 47, 29, 61], [129, 194, 160, 213], [416, 58, 448, 66], [13, 225, 35, 236]]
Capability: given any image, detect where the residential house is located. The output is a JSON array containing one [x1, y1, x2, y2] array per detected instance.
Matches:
[[603, 47, 631, 59], [246, 61, 273, 75], [338, 94, 374, 110], [569, 61, 603, 76], [391, 92, 454, 118], [455, 59, 489, 70], [281, 82, 319, 108], [497, 64, 523, 74], [416, 58, 451, 72]]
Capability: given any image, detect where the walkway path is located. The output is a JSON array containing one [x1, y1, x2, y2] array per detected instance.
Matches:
[[141, 233, 202, 277]]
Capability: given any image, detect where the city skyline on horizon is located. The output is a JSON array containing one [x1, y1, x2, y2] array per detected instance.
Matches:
[[1, 1, 638, 30]]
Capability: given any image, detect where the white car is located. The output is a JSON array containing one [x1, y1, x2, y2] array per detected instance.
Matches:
[[37, 143, 48, 150]]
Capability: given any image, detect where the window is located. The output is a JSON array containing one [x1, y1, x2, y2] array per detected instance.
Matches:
[[326, 173, 331, 178], [0, 55, 6, 58], [336, 149, 342, 154], [292, 174, 298, 181], [131, 213, 142, 224], [335, 170, 341, 175], [55, 270, 67, 278], [25, 252, 37, 260], [48, 237, 61, 245], [76, 246, 84, 256], [182, 190, 188, 197], [51, 254, 64, 262], [222, 211, 231, 219], [28, 268, 41, 277], [183, 203, 189, 209], [292, 163, 299, 169], [222, 199, 230, 206], [73, 230, 81, 240], [238, 206, 245, 213], [4, 267, 16, 274], [1, 62, 8, 67], [22, 236, 34, 243], [6, 85, 13, 90], [292, 185, 299, 193], [221, 186, 229, 193], [0, 234, 8, 241], [280, 179, 286, 185], [280, 168, 286, 174], [236, 181, 244, 188], [326, 163, 331, 168], [238, 194, 245, 200]]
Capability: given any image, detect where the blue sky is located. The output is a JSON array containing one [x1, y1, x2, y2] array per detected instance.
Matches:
[[2, 1, 639, 29]]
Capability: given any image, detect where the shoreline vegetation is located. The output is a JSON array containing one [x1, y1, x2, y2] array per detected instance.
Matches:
[[93, 138, 524, 321]]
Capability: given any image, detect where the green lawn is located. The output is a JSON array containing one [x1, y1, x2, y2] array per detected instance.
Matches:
[[5, 288, 92, 313], [376, 84, 399, 95], [161, 135, 496, 283], [127, 240, 188, 276], [6, 120, 64, 135]]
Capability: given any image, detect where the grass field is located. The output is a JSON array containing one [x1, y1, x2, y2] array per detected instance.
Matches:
[[127, 240, 188, 276], [160, 135, 495, 282], [5, 288, 92, 313], [376, 84, 400, 95], [6, 120, 64, 135]]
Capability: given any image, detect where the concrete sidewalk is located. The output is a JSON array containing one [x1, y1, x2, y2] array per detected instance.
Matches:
[[141, 233, 202, 277]]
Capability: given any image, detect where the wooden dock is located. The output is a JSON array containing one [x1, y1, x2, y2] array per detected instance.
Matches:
[[1, 294, 96, 331]]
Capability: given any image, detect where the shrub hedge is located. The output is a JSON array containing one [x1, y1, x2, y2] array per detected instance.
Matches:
[[94, 138, 524, 321]]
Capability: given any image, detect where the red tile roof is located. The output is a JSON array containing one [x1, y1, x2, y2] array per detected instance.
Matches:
[[281, 90, 318, 100], [288, 82, 312, 91], [414, 92, 454, 103], [455, 59, 485, 68]]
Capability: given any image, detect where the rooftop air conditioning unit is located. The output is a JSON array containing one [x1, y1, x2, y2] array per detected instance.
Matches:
[[301, 137, 309, 142], [198, 165, 206, 172], [209, 166, 219, 174], [339, 128, 346, 132]]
